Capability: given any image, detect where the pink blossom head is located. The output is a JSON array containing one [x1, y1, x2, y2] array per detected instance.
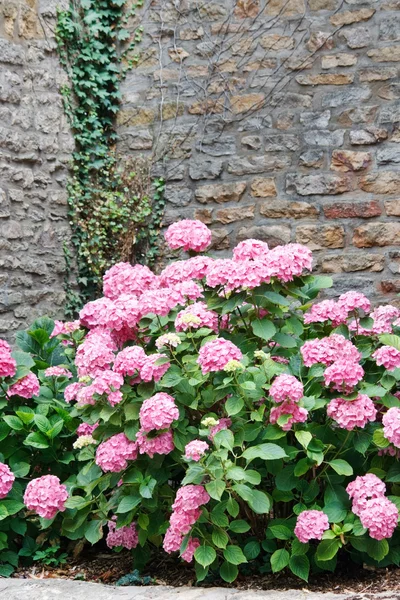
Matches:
[[172, 485, 210, 512], [169, 508, 202, 534], [139, 393, 179, 432], [269, 374, 303, 404], [359, 497, 398, 540], [103, 262, 158, 299], [233, 239, 269, 261], [95, 433, 138, 472], [327, 394, 377, 431], [106, 520, 138, 550], [140, 354, 170, 382], [304, 299, 347, 327], [0, 462, 15, 499], [24, 475, 68, 519], [383, 407, 400, 448], [184, 440, 209, 462], [181, 537, 200, 563], [294, 510, 329, 543], [346, 474, 386, 516], [323, 360, 364, 393], [7, 372, 40, 399], [64, 382, 83, 403], [75, 328, 116, 377], [77, 422, 98, 437], [301, 335, 361, 367], [264, 243, 313, 282], [136, 429, 174, 458], [269, 400, 308, 431], [45, 366, 72, 379], [163, 526, 183, 554], [50, 320, 80, 338], [79, 297, 117, 329], [197, 338, 242, 375], [0, 341, 16, 378], [138, 288, 182, 319], [113, 346, 147, 377], [209, 418, 232, 441], [337, 291, 371, 314], [175, 302, 218, 332], [373, 346, 400, 371], [164, 220, 211, 253]]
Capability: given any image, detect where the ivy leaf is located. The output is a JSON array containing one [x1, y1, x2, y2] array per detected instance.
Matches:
[[270, 548, 290, 573]]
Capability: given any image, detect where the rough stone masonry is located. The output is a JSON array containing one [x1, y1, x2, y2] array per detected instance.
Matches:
[[2, 0, 400, 338]]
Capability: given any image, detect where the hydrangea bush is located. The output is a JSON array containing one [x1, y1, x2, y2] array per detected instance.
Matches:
[[17, 220, 400, 582], [0, 317, 79, 576]]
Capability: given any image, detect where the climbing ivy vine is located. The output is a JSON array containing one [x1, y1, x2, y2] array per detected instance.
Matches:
[[56, 0, 165, 315]]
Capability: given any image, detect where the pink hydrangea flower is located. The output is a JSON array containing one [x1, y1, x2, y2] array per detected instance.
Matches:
[[108, 391, 123, 406], [79, 297, 118, 329], [172, 485, 210, 513], [139, 393, 179, 432], [0, 340, 16, 378], [91, 369, 123, 395], [24, 475, 68, 519], [351, 305, 400, 336], [45, 367, 72, 379], [337, 291, 371, 314], [140, 354, 170, 382], [209, 418, 232, 441], [327, 394, 377, 430], [269, 400, 308, 431], [136, 429, 174, 458], [103, 262, 158, 300], [184, 440, 209, 461], [95, 433, 138, 472], [206, 259, 264, 291], [50, 320, 80, 338], [181, 537, 200, 563], [269, 374, 303, 404], [0, 462, 15, 499], [304, 299, 347, 327], [113, 346, 147, 377], [160, 256, 213, 287], [163, 526, 183, 553], [383, 407, 400, 448], [7, 372, 40, 399], [323, 360, 364, 393], [169, 508, 202, 534], [346, 474, 386, 517], [294, 510, 329, 543], [233, 239, 269, 261], [77, 422, 98, 437], [138, 288, 182, 319], [164, 219, 211, 253], [301, 335, 361, 367], [373, 346, 400, 371], [175, 302, 218, 332], [197, 339, 242, 375], [64, 382, 84, 403], [359, 497, 399, 541], [75, 328, 116, 377], [264, 243, 313, 282], [106, 519, 139, 550], [172, 280, 203, 302]]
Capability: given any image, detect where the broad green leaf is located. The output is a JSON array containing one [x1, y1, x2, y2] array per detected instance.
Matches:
[[379, 334, 400, 352], [223, 545, 247, 565], [324, 502, 347, 523], [269, 524, 292, 540], [233, 485, 270, 514], [116, 495, 141, 514], [270, 548, 290, 573], [242, 443, 287, 462], [85, 520, 104, 544], [64, 496, 91, 510], [225, 396, 244, 416], [34, 414, 51, 434], [212, 529, 229, 549], [295, 431, 312, 449], [219, 561, 238, 583], [252, 319, 276, 341], [315, 538, 341, 561], [328, 459, 353, 476], [243, 540, 261, 560], [23, 432, 49, 449], [3, 416, 24, 431], [373, 428, 390, 448], [366, 538, 389, 562], [229, 520, 251, 533], [0, 500, 24, 515], [289, 554, 310, 581], [11, 350, 35, 369], [194, 545, 216, 568], [205, 479, 226, 501]]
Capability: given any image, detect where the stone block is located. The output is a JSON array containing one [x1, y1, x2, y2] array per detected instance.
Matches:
[[164, 186, 193, 207], [321, 54, 357, 69], [340, 27, 371, 48], [379, 102, 400, 124], [385, 199, 400, 216], [228, 155, 292, 175], [330, 150, 372, 171], [296, 73, 354, 85], [377, 146, 400, 165], [353, 223, 400, 247], [349, 128, 388, 145], [359, 171, 400, 194], [260, 35, 295, 50], [210, 228, 230, 250], [189, 159, 223, 180], [234, 0, 260, 18], [264, 134, 299, 152], [264, 0, 305, 16], [296, 225, 345, 249], [379, 16, 400, 41], [0, 39, 24, 65], [323, 200, 381, 218], [271, 92, 312, 108], [322, 87, 371, 108], [286, 173, 352, 195], [260, 200, 318, 219], [330, 7, 375, 26], [250, 178, 277, 197], [241, 135, 262, 150], [196, 136, 236, 156], [237, 225, 291, 247], [368, 46, 400, 62], [359, 67, 398, 82], [299, 110, 331, 128], [304, 130, 345, 147], [299, 150, 324, 168], [195, 182, 247, 204], [321, 253, 384, 273], [215, 205, 255, 224], [230, 94, 264, 114]]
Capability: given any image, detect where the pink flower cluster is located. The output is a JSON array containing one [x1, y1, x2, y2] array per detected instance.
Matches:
[[160, 256, 212, 286], [103, 263, 158, 299], [294, 510, 329, 543], [209, 418, 232, 441], [301, 335, 361, 367], [163, 485, 209, 562], [7, 372, 40, 399], [383, 407, 400, 448], [346, 474, 398, 540], [175, 302, 218, 332], [106, 519, 139, 550], [0, 339, 16, 378], [113, 346, 170, 382], [45, 366, 72, 379], [95, 433, 138, 472], [75, 328, 116, 377], [164, 220, 212, 253], [350, 305, 400, 336], [136, 430, 174, 458], [139, 393, 179, 432], [23, 475, 68, 519], [327, 394, 377, 430], [269, 374, 303, 403], [233, 239, 269, 261], [184, 440, 209, 461], [270, 401, 308, 431], [197, 338, 242, 374], [304, 292, 370, 326], [323, 360, 364, 394], [50, 320, 80, 338], [373, 346, 400, 371], [77, 422, 98, 437], [0, 462, 15, 499]]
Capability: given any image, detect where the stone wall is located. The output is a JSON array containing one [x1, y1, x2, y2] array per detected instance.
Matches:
[[120, 0, 400, 300], [0, 0, 71, 340]]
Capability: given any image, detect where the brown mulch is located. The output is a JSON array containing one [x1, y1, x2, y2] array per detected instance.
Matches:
[[12, 549, 400, 594]]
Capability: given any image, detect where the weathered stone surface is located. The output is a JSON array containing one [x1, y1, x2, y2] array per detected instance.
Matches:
[[215, 205, 255, 223], [330, 7, 375, 26], [286, 174, 352, 195], [324, 200, 381, 218], [196, 136, 236, 156], [237, 225, 291, 247], [264, 134, 299, 152], [368, 46, 400, 62], [359, 67, 398, 82], [377, 145, 400, 165], [322, 87, 371, 108], [340, 26, 371, 48], [271, 92, 312, 108], [230, 93, 264, 114], [321, 54, 357, 68], [189, 159, 223, 180], [250, 177, 277, 197], [234, 0, 260, 18], [359, 171, 400, 194], [330, 150, 372, 171], [264, 0, 305, 16], [299, 150, 324, 167], [321, 253, 385, 273], [306, 31, 334, 52], [309, 0, 339, 10], [300, 110, 331, 128], [296, 225, 345, 249], [379, 16, 400, 40], [354, 223, 400, 247], [164, 186, 193, 207], [260, 34, 295, 50], [304, 130, 345, 147], [260, 200, 318, 218], [195, 182, 247, 204], [349, 127, 388, 145], [210, 228, 230, 250], [379, 101, 400, 124], [241, 135, 262, 149], [194, 208, 212, 224], [227, 155, 292, 175], [296, 73, 354, 85], [385, 199, 400, 215]]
